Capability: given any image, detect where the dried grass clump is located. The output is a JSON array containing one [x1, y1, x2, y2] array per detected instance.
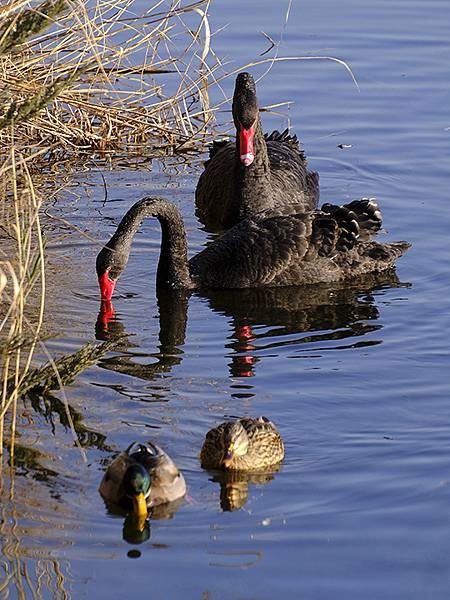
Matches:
[[0, 149, 46, 459], [0, 0, 217, 462], [0, 0, 216, 165]]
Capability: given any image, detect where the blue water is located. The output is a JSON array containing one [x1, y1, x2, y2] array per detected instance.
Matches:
[[3, 0, 450, 598]]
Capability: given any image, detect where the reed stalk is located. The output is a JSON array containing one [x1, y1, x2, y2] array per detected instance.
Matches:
[[0, 0, 217, 462]]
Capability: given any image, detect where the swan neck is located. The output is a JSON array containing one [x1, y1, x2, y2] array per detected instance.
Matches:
[[156, 205, 192, 289], [105, 198, 193, 290]]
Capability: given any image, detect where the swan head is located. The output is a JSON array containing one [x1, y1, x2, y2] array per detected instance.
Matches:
[[232, 72, 259, 167], [222, 421, 250, 468], [96, 244, 128, 301]]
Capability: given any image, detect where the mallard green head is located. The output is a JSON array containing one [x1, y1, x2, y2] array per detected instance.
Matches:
[[123, 464, 151, 518], [222, 421, 249, 468]]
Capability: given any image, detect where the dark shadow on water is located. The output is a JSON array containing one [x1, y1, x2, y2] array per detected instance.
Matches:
[[94, 271, 410, 384], [204, 270, 410, 378], [26, 391, 112, 451], [7, 392, 113, 490]]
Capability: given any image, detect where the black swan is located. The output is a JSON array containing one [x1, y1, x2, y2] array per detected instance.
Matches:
[[96, 196, 409, 300], [195, 72, 319, 230]]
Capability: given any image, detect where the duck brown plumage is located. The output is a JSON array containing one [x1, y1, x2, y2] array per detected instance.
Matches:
[[96, 196, 409, 300], [195, 72, 319, 230], [200, 417, 285, 471]]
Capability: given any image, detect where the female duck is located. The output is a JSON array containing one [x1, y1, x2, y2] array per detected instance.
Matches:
[[200, 417, 285, 471]]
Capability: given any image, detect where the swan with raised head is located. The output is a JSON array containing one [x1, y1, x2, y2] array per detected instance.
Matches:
[[195, 72, 319, 230]]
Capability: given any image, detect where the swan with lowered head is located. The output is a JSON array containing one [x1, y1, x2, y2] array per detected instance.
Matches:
[[96, 196, 409, 300]]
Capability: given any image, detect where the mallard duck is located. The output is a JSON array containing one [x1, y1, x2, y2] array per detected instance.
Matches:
[[99, 442, 186, 521], [200, 417, 285, 471]]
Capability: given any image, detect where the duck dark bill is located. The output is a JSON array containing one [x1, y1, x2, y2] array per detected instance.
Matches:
[[222, 450, 234, 468]]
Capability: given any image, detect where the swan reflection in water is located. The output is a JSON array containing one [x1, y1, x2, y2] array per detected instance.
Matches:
[[207, 270, 409, 378], [95, 270, 410, 383], [95, 289, 189, 387]]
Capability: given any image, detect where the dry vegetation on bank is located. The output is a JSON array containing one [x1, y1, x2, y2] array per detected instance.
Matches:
[[0, 0, 219, 463], [0, 3, 360, 594]]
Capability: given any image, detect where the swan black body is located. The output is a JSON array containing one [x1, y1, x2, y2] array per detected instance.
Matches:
[[96, 197, 410, 300], [195, 72, 319, 230]]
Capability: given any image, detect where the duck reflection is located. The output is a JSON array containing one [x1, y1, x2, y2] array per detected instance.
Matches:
[[122, 512, 151, 544], [105, 496, 185, 544], [212, 468, 281, 511], [104, 495, 185, 524], [95, 271, 409, 382]]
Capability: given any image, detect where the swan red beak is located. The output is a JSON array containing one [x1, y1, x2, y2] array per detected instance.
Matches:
[[98, 270, 116, 301], [239, 124, 255, 166]]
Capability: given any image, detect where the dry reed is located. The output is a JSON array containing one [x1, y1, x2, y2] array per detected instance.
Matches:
[[0, 0, 218, 166], [0, 2, 218, 593], [0, 0, 217, 463]]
